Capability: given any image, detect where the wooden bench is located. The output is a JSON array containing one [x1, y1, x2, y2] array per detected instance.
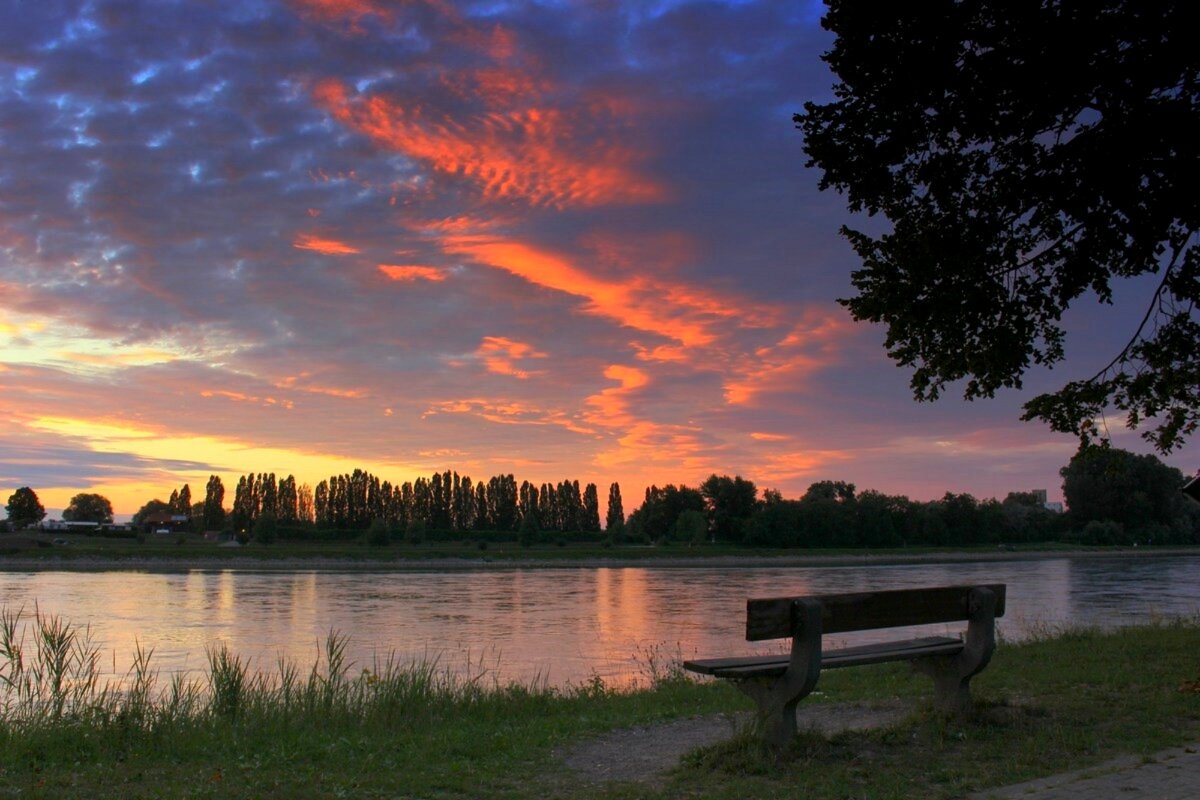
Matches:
[[683, 584, 1006, 748]]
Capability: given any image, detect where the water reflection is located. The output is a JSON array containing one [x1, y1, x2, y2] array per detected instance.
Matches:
[[1, 555, 1197, 688]]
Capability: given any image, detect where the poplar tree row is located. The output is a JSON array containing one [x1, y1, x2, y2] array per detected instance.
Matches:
[[140, 471, 626, 536], [309, 469, 607, 533]]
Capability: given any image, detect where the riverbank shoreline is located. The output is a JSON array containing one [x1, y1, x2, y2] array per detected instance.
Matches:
[[2, 620, 1198, 799], [2, 545, 1196, 572]]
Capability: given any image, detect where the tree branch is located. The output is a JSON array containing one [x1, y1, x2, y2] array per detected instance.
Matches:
[[1082, 238, 1186, 384]]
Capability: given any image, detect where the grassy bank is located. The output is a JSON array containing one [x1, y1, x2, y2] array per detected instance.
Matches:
[[4, 532, 1191, 571], [1, 613, 1198, 799]]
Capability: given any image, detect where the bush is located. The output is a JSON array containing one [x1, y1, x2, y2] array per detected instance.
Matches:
[[253, 513, 277, 545], [1070, 519, 1128, 546], [672, 509, 708, 544], [366, 518, 390, 547], [517, 513, 540, 547]]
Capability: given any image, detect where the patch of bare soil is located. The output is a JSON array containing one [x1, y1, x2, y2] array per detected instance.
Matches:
[[559, 700, 910, 785]]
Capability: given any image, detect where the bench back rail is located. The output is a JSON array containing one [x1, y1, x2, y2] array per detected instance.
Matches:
[[746, 583, 1007, 640]]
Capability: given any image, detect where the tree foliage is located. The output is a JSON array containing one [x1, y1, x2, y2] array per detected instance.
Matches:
[[63, 493, 114, 524], [1060, 444, 1195, 538], [626, 484, 705, 542], [700, 474, 758, 542], [132, 499, 171, 528], [5, 487, 45, 529], [797, 0, 1199, 452], [203, 475, 226, 530]]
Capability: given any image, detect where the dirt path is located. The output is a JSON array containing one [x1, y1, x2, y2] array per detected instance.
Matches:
[[558, 700, 911, 785]]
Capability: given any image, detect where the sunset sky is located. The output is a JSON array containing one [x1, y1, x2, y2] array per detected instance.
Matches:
[[2, 0, 1195, 519]]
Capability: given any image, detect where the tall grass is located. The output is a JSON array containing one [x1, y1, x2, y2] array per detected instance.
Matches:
[[0, 606, 590, 739], [0, 605, 113, 724]]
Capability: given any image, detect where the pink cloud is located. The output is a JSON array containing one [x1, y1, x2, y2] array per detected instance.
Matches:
[[378, 264, 445, 282], [294, 233, 361, 255], [474, 336, 548, 379]]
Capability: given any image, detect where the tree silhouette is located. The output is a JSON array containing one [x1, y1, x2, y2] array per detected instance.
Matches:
[[5, 487, 46, 529], [605, 482, 625, 540], [798, 0, 1199, 452], [203, 475, 226, 530], [63, 493, 114, 524]]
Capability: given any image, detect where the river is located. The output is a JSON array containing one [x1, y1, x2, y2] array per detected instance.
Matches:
[[1, 554, 1197, 689]]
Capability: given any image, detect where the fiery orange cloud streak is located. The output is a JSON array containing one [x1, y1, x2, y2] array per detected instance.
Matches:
[[442, 236, 723, 347], [293, 233, 361, 255], [312, 80, 664, 208], [378, 264, 445, 282]]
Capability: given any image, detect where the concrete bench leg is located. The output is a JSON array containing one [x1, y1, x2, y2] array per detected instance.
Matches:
[[735, 598, 823, 750], [733, 677, 804, 748], [912, 655, 974, 714], [913, 586, 999, 715]]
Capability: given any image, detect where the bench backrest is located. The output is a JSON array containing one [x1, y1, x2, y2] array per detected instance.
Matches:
[[745, 584, 1006, 641]]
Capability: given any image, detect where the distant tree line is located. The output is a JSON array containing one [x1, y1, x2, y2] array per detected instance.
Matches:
[[5, 445, 1198, 547], [307, 470, 604, 539], [625, 447, 1199, 549], [127, 469, 613, 545]]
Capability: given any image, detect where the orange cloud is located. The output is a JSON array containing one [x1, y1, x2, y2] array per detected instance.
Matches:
[[426, 398, 593, 435], [592, 420, 717, 474], [474, 336, 547, 379], [294, 233, 360, 255], [200, 390, 295, 409], [294, 0, 465, 27], [443, 236, 727, 347], [752, 449, 854, 484], [722, 308, 859, 406], [289, 0, 403, 33], [580, 365, 723, 476], [273, 373, 367, 399], [447, 22, 517, 61], [312, 80, 664, 208], [378, 264, 445, 282], [584, 364, 649, 428]]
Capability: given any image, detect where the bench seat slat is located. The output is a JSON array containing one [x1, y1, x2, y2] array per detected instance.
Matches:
[[683, 635, 964, 679]]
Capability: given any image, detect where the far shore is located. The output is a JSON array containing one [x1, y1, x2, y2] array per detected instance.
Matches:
[[1, 545, 1196, 573]]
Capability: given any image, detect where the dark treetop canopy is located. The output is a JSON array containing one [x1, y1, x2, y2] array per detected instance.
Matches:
[[797, 0, 1199, 453]]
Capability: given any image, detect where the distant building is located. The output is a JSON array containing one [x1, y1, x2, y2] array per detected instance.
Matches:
[[141, 511, 191, 533], [1025, 489, 1063, 513], [40, 519, 100, 531]]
